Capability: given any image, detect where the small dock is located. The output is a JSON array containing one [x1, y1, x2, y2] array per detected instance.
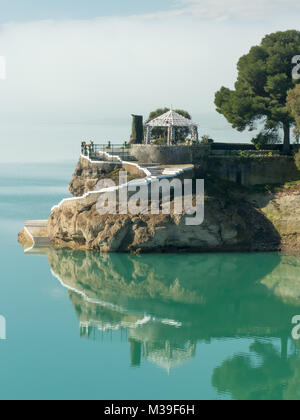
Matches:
[[24, 220, 50, 250]]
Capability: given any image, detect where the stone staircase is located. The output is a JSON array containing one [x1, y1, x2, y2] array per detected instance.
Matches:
[[22, 148, 195, 252], [138, 164, 164, 177], [24, 220, 50, 250]]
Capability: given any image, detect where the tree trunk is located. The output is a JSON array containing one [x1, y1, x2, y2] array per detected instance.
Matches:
[[283, 123, 291, 154]]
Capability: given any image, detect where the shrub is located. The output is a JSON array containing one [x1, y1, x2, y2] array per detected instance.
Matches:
[[251, 129, 280, 150], [201, 135, 214, 145], [239, 151, 252, 158], [154, 138, 166, 145]]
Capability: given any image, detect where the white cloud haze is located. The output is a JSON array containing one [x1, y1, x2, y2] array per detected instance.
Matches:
[[0, 6, 299, 161]]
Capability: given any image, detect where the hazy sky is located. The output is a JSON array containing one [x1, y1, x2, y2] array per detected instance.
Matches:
[[0, 1, 175, 22], [0, 0, 300, 162]]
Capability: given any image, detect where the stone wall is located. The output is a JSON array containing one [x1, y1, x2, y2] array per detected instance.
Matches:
[[122, 162, 148, 178], [130, 145, 210, 164], [206, 156, 300, 186], [130, 145, 300, 186]]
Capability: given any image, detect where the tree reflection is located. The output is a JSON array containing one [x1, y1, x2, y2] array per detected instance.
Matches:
[[28, 247, 300, 398], [212, 339, 297, 400]]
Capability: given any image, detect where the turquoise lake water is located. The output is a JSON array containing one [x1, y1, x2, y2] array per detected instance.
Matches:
[[1, 162, 300, 400]]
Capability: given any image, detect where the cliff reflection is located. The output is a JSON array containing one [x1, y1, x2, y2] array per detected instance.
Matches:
[[42, 249, 300, 398]]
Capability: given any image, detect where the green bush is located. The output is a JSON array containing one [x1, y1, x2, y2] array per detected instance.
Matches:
[[154, 138, 166, 145], [239, 151, 252, 158], [251, 129, 280, 150], [201, 135, 214, 145]]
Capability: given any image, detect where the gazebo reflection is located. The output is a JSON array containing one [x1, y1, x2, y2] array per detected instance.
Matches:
[[130, 339, 196, 373], [25, 247, 300, 395], [74, 291, 197, 372]]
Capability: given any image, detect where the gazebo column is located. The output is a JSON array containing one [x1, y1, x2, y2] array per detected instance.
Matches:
[[171, 126, 176, 145], [167, 126, 175, 145], [167, 126, 171, 146]]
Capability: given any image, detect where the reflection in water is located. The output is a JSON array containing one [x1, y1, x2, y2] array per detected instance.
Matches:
[[30, 248, 300, 399]]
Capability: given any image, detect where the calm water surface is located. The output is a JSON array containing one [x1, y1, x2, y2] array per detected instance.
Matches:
[[1, 162, 300, 400]]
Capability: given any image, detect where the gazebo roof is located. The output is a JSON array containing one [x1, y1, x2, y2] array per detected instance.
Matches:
[[146, 347, 195, 372], [146, 110, 197, 128]]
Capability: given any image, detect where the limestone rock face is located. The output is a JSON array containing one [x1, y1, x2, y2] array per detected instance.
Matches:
[[47, 191, 280, 253], [19, 156, 300, 254], [69, 157, 120, 197], [18, 229, 33, 249], [252, 190, 300, 251]]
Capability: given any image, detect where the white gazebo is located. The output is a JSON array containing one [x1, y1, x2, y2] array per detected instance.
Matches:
[[145, 109, 199, 145]]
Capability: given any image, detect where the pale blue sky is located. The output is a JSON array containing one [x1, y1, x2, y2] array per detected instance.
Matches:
[[0, 1, 300, 162], [0, 0, 174, 22]]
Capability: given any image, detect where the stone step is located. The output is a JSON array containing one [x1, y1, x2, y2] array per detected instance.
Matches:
[[23, 220, 50, 251], [139, 163, 161, 167], [148, 170, 163, 175], [25, 220, 48, 227]]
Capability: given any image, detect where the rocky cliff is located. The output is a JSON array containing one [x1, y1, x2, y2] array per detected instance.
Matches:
[[18, 157, 300, 253], [69, 157, 122, 197], [45, 190, 281, 253], [69, 156, 144, 197]]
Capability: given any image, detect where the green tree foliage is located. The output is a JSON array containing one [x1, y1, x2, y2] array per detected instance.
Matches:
[[215, 30, 300, 152], [147, 108, 192, 143], [287, 85, 300, 143]]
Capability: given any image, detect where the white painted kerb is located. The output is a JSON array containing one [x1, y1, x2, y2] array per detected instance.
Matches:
[[51, 152, 193, 212]]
